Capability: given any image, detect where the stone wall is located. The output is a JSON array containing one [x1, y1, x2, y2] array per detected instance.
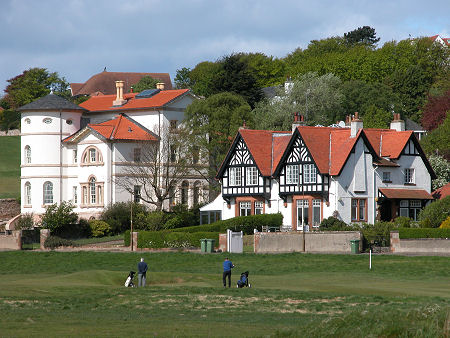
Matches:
[[254, 231, 362, 253], [0, 231, 22, 250], [390, 231, 450, 255], [0, 199, 21, 229]]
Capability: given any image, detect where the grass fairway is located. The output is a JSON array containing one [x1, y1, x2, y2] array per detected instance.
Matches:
[[0, 135, 20, 199], [0, 251, 449, 337]]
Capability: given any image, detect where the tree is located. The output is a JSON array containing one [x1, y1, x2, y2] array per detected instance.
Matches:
[[344, 26, 380, 47], [420, 114, 450, 160], [131, 76, 159, 92], [40, 201, 78, 233], [252, 72, 344, 129], [428, 154, 450, 191], [238, 52, 286, 88], [361, 106, 392, 129], [174, 67, 192, 89], [184, 92, 253, 186], [421, 90, 450, 131], [115, 124, 191, 211], [4, 68, 70, 110], [189, 61, 222, 97]]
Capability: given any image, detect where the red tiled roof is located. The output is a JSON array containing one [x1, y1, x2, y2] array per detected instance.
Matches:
[[80, 89, 190, 112], [240, 129, 274, 176], [363, 129, 412, 158], [89, 114, 158, 141], [70, 71, 172, 96], [379, 188, 433, 200], [329, 129, 359, 175], [432, 183, 450, 200], [272, 135, 291, 174], [297, 126, 335, 173]]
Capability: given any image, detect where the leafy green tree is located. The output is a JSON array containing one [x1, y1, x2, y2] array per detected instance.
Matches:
[[428, 154, 450, 190], [418, 196, 450, 228], [420, 114, 450, 160], [40, 201, 78, 233], [174, 67, 192, 89], [238, 52, 286, 88], [131, 76, 159, 92], [184, 92, 253, 185], [362, 106, 392, 129], [4, 68, 70, 109], [0, 109, 20, 131], [344, 26, 380, 47], [189, 61, 222, 97]]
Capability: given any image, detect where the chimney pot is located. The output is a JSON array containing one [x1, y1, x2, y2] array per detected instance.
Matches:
[[156, 82, 165, 90], [113, 80, 126, 106]]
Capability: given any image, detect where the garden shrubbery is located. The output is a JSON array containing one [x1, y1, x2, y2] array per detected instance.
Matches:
[[44, 236, 76, 249], [440, 216, 450, 229], [124, 230, 219, 249], [418, 196, 450, 228], [89, 220, 111, 237], [319, 217, 350, 230]]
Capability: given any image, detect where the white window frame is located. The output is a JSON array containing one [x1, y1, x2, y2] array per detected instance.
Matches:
[[43, 181, 53, 205], [404, 168, 415, 184], [382, 172, 391, 182], [286, 165, 299, 184], [25, 145, 31, 164], [25, 182, 31, 205], [134, 185, 141, 203], [73, 186, 78, 204], [89, 177, 96, 204], [351, 198, 366, 221], [254, 201, 263, 215], [297, 199, 309, 229], [229, 167, 242, 186], [240, 202, 251, 216], [246, 166, 258, 186], [312, 199, 321, 227], [89, 148, 96, 163], [303, 164, 317, 184]]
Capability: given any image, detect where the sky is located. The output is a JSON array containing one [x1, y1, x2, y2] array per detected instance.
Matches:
[[1, 0, 449, 94]]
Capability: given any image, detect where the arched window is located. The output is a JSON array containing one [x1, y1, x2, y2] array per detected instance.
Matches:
[[181, 181, 189, 205], [89, 177, 96, 204], [81, 146, 103, 165], [193, 181, 201, 206], [24, 182, 31, 205], [24, 145, 31, 164], [43, 181, 53, 204]]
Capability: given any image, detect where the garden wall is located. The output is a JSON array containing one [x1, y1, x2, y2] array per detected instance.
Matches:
[[0, 231, 22, 250], [390, 231, 450, 255], [254, 231, 361, 253]]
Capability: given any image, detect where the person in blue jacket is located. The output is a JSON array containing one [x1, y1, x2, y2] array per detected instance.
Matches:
[[222, 257, 235, 287], [137, 257, 148, 287]]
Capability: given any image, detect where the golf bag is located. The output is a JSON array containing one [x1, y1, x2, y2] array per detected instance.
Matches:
[[236, 271, 251, 288], [124, 271, 136, 287]]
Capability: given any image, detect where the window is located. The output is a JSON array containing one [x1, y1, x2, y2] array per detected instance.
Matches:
[[404, 168, 414, 184], [66, 119, 73, 125], [254, 201, 263, 215], [24, 145, 31, 164], [382, 172, 391, 183], [89, 149, 96, 163], [83, 187, 88, 205], [43, 181, 53, 204], [303, 164, 317, 183], [81, 146, 103, 165], [73, 186, 77, 204], [89, 177, 96, 204], [25, 182, 31, 205], [43, 118, 52, 124], [133, 185, 141, 203], [351, 199, 366, 221], [134, 148, 141, 162], [246, 167, 258, 185], [312, 199, 321, 227], [399, 200, 422, 221], [192, 146, 199, 164], [297, 200, 309, 229], [73, 150, 77, 164], [229, 167, 242, 186], [181, 181, 189, 205], [170, 145, 177, 163], [286, 165, 299, 184], [240, 202, 251, 216], [193, 181, 201, 206]]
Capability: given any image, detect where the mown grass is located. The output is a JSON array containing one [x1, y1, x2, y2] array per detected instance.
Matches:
[[0, 135, 20, 199], [73, 235, 124, 245], [0, 251, 448, 337]]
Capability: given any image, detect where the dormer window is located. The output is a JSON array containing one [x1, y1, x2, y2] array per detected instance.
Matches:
[[81, 146, 103, 166]]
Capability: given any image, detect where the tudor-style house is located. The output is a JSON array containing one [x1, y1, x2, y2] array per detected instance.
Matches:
[[19, 81, 207, 219], [200, 113, 436, 229]]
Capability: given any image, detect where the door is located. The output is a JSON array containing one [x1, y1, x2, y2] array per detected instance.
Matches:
[[296, 199, 309, 231]]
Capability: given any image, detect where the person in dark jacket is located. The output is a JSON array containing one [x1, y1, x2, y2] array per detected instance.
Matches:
[[137, 257, 148, 287], [222, 257, 235, 287]]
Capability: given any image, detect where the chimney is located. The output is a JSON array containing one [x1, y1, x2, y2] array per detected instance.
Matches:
[[113, 81, 126, 106], [292, 112, 305, 132], [350, 112, 363, 137], [390, 113, 405, 132], [156, 82, 165, 90], [239, 120, 248, 130]]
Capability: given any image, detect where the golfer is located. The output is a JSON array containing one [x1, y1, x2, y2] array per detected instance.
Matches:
[[137, 257, 148, 287], [222, 257, 235, 288]]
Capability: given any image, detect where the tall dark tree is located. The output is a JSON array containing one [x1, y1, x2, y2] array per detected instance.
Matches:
[[174, 67, 193, 89], [131, 76, 159, 92], [344, 26, 380, 47]]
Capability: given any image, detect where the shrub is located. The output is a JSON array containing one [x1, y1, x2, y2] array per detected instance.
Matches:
[[171, 213, 283, 235], [44, 236, 76, 249], [360, 222, 395, 247], [143, 211, 168, 231], [418, 196, 450, 228], [398, 228, 450, 239], [319, 216, 348, 230], [40, 201, 78, 233], [393, 216, 411, 228], [101, 202, 147, 234], [89, 220, 111, 237], [130, 230, 219, 249], [17, 213, 34, 230], [439, 216, 450, 229]]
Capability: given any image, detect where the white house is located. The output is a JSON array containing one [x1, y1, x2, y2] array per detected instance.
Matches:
[[19, 81, 207, 219], [201, 113, 436, 229]]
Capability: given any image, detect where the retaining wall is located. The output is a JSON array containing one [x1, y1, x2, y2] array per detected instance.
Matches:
[[254, 231, 361, 253], [390, 231, 450, 255], [0, 231, 22, 250]]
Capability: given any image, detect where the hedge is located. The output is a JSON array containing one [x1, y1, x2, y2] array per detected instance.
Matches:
[[398, 228, 450, 239], [170, 213, 283, 235], [124, 230, 219, 249]]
